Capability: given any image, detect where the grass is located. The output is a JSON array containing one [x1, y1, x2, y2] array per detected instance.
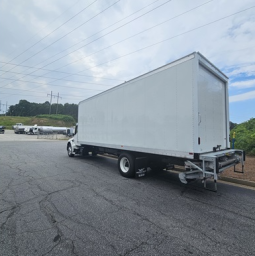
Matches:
[[36, 114, 75, 123], [0, 115, 76, 129]]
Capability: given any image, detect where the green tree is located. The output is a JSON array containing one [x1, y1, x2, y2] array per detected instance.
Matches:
[[230, 118, 255, 155], [6, 100, 78, 121]]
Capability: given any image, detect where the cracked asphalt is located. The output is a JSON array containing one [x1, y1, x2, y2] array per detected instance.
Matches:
[[0, 138, 255, 255]]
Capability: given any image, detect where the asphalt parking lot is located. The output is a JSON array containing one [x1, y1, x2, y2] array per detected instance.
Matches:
[[0, 133, 255, 255]]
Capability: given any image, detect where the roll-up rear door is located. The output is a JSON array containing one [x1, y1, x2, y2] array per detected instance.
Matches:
[[197, 64, 227, 152]]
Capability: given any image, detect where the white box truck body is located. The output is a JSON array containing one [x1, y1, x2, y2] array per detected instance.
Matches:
[[67, 52, 244, 190]]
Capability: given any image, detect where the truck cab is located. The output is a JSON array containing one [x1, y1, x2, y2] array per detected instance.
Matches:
[[12, 123, 23, 129]]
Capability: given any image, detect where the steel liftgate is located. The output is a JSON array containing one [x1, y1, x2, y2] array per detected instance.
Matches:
[[179, 149, 245, 191]]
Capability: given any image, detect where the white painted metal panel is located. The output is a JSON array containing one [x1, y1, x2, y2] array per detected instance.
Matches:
[[197, 64, 227, 152], [77, 52, 229, 158], [78, 56, 196, 158]]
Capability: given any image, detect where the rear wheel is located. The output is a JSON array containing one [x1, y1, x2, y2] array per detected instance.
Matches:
[[91, 151, 97, 156], [118, 153, 135, 178], [67, 144, 74, 157]]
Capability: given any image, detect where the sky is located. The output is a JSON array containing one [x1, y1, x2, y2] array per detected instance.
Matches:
[[0, 0, 254, 124]]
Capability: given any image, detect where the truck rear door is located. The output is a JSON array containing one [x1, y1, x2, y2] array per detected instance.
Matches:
[[197, 64, 228, 153]]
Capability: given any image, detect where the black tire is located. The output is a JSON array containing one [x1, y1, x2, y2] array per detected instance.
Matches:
[[118, 153, 135, 178], [67, 144, 74, 157], [82, 148, 89, 157], [91, 151, 97, 156]]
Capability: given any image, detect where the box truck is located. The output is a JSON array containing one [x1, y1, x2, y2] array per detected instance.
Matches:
[[67, 52, 245, 191]]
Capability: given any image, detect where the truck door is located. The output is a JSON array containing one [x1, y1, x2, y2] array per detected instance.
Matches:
[[197, 64, 228, 152]]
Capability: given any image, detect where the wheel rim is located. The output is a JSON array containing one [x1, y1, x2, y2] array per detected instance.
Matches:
[[68, 146, 72, 155], [120, 157, 130, 173]]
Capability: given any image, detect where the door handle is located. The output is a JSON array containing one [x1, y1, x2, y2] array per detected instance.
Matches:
[[198, 113, 201, 125]]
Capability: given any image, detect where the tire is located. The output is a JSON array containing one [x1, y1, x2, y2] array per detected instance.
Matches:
[[67, 144, 74, 157], [118, 153, 135, 178], [91, 151, 97, 156], [82, 148, 89, 157]]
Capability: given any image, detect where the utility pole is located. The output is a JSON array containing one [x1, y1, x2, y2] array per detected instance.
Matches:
[[47, 91, 61, 115], [0, 101, 10, 116], [47, 91, 53, 114], [56, 92, 62, 114], [0, 101, 4, 114]]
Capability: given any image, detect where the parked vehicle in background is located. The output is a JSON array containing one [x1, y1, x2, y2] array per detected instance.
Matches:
[[25, 125, 39, 135], [12, 123, 23, 129], [66, 52, 244, 191], [38, 126, 67, 134], [12, 123, 68, 135], [38, 126, 67, 135], [67, 127, 75, 137], [52, 127, 67, 134], [0, 126, 5, 134], [14, 125, 33, 134]]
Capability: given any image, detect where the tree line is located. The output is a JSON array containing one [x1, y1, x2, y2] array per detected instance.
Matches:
[[6, 100, 78, 121], [230, 118, 255, 156]]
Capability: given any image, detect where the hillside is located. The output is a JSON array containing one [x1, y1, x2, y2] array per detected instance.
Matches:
[[230, 118, 255, 156], [0, 114, 76, 129]]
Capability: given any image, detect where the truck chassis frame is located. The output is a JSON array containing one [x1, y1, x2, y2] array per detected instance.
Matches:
[[67, 139, 245, 192]]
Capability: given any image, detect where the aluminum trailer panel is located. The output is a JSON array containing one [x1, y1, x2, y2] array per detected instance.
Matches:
[[78, 52, 229, 159], [196, 55, 230, 153]]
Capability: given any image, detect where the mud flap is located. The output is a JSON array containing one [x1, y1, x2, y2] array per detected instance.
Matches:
[[135, 156, 148, 178]]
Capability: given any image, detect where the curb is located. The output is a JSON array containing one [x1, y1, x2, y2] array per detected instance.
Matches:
[[219, 176, 255, 188]]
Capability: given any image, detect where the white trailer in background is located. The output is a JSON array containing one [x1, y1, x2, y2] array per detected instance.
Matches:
[[13, 124, 68, 135], [67, 52, 245, 191], [37, 126, 67, 135]]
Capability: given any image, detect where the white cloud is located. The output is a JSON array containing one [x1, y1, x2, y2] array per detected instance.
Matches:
[[1, 0, 255, 122], [226, 64, 255, 78], [230, 90, 255, 102], [230, 79, 255, 89]]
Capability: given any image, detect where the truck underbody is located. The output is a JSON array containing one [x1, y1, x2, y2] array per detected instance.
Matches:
[[67, 140, 245, 191]]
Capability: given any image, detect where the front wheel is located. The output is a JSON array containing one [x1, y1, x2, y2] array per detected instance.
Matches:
[[118, 153, 135, 178], [67, 144, 74, 157]]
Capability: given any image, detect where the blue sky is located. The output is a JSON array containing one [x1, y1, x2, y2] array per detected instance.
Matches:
[[0, 0, 254, 124], [224, 64, 255, 123]]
